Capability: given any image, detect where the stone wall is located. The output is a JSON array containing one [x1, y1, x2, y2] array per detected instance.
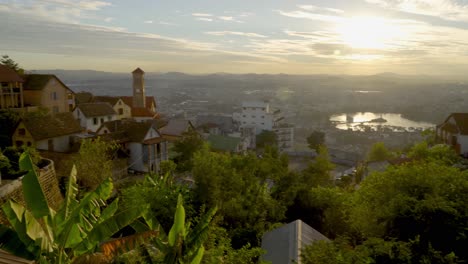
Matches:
[[0, 158, 63, 224]]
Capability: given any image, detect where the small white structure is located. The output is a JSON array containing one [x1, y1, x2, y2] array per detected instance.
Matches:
[[234, 101, 294, 151], [73, 102, 117, 132]]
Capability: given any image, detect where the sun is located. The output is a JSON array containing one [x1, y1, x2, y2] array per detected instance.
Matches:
[[336, 17, 406, 49]]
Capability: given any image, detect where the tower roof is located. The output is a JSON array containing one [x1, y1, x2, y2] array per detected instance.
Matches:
[[132, 67, 145, 74]]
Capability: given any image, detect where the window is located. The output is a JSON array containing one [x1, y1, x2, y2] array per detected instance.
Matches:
[[252, 115, 255, 118], [52, 106, 59, 113], [118, 108, 123, 115], [107, 116, 112, 121], [93, 118, 98, 125], [242, 115, 246, 117], [261, 122, 265, 125], [27, 141, 32, 147], [118, 101, 122, 105], [69, 104, 73, 112], [15, 141, 24, 147], [18, 128, 26, 136], [67, 93, 73, 100], [100, 118, 104, 124], [51, 91, 58, 100], [261, 116, 265, 118], [243, 121, 246, 124]]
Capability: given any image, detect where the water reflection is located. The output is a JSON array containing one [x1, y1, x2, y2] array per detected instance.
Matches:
[[330, 112, 434, 132]]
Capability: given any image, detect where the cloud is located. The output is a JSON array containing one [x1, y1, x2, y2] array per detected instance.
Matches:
[[277, 10, 344, 23], [192, 13, 213, 17], [0, 0, 112, 23], [159, 21, 177, 26], [144, 20, 153, 24], [196, 17, 213, 22], [205, 31, 267, 38], [298, 5, 344, 14], [218, 16, 233, 21], [366, 0, 468, 21], [104, 17, 113, 22]]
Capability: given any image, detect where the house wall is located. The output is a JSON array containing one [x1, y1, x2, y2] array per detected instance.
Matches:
[[24, 78, 74, 113], [238, 106, 274, 134], [11, 122, 35, 147], [128, 142, 145, 172], [114, 99, 132, 119], [457, 134, 468, 154], [73, 108, 116, 132], [36, 134, 76, 153]]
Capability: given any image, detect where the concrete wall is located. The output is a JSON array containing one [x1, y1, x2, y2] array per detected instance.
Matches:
[[457, 134, 468, 154], [36, 134, 75, 153], [11, 122, 34, 147]]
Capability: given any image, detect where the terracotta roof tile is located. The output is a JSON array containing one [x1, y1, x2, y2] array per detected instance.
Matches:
[[0, 65, 23, 82]]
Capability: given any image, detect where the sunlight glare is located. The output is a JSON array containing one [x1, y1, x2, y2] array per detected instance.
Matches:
[[336, 17, 406, 49]]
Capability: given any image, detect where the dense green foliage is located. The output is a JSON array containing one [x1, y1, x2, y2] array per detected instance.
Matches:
[[0, 146, 41, 179], [74, 138, 117, 190], [306, 130, 325, 151], [173, 130, 205, 171], [367, 142, 394, 161], [1, 55, 24, 74], [256, 130, 277, 149]]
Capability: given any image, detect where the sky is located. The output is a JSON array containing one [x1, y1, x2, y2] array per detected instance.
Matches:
[[1, 0, 468, 75]]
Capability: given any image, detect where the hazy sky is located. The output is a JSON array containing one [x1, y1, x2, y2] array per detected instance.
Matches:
[[1, 0, 468, 75]]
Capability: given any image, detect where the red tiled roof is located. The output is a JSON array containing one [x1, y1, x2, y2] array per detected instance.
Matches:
[[120, 96, 156, 109], [131, 107, 156, 117], [0, 65, 23, 82]]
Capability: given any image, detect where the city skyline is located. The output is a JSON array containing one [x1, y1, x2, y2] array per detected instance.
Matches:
[[1, 0, 468, 76]]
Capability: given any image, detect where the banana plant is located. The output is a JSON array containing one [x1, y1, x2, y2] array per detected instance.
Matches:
[[145, 193, 217, 264], [0, 152, 148, 263]]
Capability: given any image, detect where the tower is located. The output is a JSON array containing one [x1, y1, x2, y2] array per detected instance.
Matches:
[[132, 67, 145, 108]]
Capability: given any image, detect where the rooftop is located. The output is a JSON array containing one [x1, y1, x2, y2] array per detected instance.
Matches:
[[22, 112, 82, 140], [0, 65, 23, 83], [76, 102, 117, 117]]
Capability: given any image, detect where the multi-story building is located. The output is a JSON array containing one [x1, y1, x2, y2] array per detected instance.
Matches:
[[0, 65, 24, 109], [234, 101, 294, 151]]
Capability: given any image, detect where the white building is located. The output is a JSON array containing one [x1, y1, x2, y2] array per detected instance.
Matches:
[[234, 101, 294, 151], [96, 120, 168, 173], [73, 102, 117, 132]]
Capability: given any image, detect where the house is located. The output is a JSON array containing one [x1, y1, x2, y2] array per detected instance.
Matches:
[[12, 112, 82, 152], [93, 96, 132, 120], [73, 102, 117, 132], [23, 74, 75, 113], [96, 120, 168, 173], [159, 119, 195, 142], [206, 134, 245, 153], [0, 65, 24, 109], [436, 113, 468, 155], [261, 219, 329, 264]]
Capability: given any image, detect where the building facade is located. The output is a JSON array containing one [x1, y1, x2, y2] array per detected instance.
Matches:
[[23, 74, 75, 113], [436, 113, 468, 156], [0, 65, 24, 109], [73, 102, 117, 132]]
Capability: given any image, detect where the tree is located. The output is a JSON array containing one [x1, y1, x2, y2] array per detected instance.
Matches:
[[1, 55, 24, 74], [307, 130, 325, 151], [302, 145, 335, 187], [0, 152, 146, 263], [173, 130, 205, 171], [0, 110, 20, 148], [192, 148, 286, 248], [350, 162, 468, 260], [74, 137, 117, 190], [256, 130, 277, 149], [367, 142, 393, 162]]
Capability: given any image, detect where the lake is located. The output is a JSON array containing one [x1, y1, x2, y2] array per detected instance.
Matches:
[[330, 112, 435, 132]]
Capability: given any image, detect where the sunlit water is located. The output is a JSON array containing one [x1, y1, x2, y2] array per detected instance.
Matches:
[[330, 112, 435, 132]]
